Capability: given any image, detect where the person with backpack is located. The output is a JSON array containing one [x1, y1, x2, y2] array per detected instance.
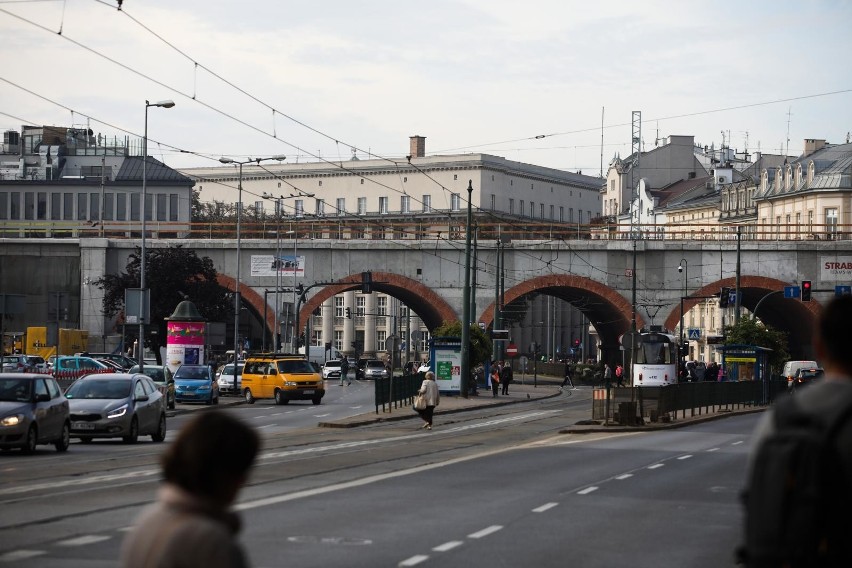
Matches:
[[741, 295, 852, 567]]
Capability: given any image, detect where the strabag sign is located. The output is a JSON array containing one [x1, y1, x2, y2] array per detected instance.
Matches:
[[821, 256, 852, 280]]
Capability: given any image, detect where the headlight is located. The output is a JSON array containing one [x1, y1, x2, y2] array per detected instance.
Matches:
[[285, 381, 298, 387], [197, 384, 211, 391], [107, 404, 128, 419], [1, 414, 24, 427]]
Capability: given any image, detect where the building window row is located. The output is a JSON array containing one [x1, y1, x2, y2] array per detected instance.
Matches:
[[0, 190, 179, 222]]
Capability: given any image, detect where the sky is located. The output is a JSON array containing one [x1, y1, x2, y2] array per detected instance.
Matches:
[[2, 0, 851, 177]]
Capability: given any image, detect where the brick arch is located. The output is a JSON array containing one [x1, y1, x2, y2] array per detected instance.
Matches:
[[480, 274, 645, 353], [298, 272, 457, 332], [662, 275, 821, 360], [215, 273, 268, 336]]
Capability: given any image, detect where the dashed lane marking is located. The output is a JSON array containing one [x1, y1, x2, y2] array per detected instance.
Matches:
[[532, 502, 558, 513], [615, 474, 633, 480], [0, 550, 46, 562], [577, 486, 599, 495], [56, 535, 112, 546], [678, 454, 693, 460], [399, 554, 429, 566], [468, 525, 503, 539], [433, 541, 464, 552], [648, 463, 664, 470]]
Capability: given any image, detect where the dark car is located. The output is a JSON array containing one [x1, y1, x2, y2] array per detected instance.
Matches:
[[789, 367, 825, 391], [65, 373, 167, 444], [84, 353, 137, 371], [129, 365, 175, 410], [0, 373, 70, 453], [173, 364, 219, 405]]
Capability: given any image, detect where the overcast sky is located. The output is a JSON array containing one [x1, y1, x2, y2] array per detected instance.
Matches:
[[2, 0, 851, 176]]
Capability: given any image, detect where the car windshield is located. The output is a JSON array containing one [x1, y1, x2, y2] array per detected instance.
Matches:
[[325, 361, 341, 368], [277, 360, 315, 373], [366, 361, 384, 368], [0, 378, 33, 402], [175, 366, 209, 380], [221, 365, 242, 376], [66, 379, 131, 399]]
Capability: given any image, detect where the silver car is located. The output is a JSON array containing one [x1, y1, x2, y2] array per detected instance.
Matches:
[[0, 373, 70, 453], [216, 363, 244, 395], [64, 373, 167, 444]]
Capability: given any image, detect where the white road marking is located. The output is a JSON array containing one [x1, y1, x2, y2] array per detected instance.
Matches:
[[577, 487, 598, 495], [678, 454, 693, 460], [732, 441, 744, 445], [648, 463, 664, 469], [56, 535, 112, 546], [314, 414, 331, 418], [0, 469, 159, 497], [707, 447, 720, 452], [468, 525, 503, 539], [257, 424, 274, 429], [532, 502, 558, 513], [433, 541, 464, 552], [0, 550, 46, 562], [615, 474, 633, 480], [399, 554, 429, 566]]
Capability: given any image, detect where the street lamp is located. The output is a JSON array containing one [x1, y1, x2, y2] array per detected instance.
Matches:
[[218, 155, 286, 362], [678, 258, 688, 376], [139, 99, 175, 371], [286, 229, 298, 352]]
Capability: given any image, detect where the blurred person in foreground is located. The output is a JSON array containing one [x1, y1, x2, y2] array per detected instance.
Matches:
[[120, 411, 260, 568]]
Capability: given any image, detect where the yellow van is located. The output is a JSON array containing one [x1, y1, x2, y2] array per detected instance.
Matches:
[[241, 354, 325, 405]]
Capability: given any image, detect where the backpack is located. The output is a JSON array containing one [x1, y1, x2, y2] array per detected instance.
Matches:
[[740, 390, 852, 567]]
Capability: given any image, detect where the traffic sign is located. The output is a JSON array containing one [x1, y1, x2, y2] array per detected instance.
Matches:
[[836, 285, 852, 297], [505, 343, 518, 357], [688, 328, 701, 340], [783, 285, 801, 299]]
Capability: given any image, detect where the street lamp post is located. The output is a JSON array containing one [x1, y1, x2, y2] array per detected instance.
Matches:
[[678, 258, 688, 377], [218, 156, 286, 363], [139, 99, 175, 371], [286, 229, 298, 352]]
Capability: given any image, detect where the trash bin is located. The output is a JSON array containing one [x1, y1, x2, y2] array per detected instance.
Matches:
[[618, 401, 637, 426]]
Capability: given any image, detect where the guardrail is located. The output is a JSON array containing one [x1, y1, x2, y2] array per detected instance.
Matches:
[[592, 379, 788, 424], [374, 373, 424, 414]]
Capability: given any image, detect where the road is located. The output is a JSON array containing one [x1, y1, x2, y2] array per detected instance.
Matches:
[[0, 385, 754, 567]]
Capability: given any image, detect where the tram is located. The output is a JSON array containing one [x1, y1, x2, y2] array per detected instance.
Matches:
[[632, 329, 678, 386]]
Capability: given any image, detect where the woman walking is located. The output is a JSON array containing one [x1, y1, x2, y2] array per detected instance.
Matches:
[[416, 371, 440, 430]]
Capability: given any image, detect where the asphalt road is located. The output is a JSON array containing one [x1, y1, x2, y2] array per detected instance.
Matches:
[[0, 387, 755, 567]]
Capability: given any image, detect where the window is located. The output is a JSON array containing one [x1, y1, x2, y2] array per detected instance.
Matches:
[[519, 200, 525, 216], [379, 196, 388, 214], [490, 194, 496, 210], [294, 199, 304, 217], [357, 197, 367, 215], [356, 295, 366, 316], [336, 198, 345, 215], [24, 192, 34, 220], [422, 195, 431, 213], [77, 193, 87, 220], [542, 203, 546, 218], [316, 199, 325, 216], [157, 194, 167, 221], [10, 192, 20, 219], [50, 193, 61, 220], [610, 179, 615, 191], [450, 193, 460, 211], [0, 192, 6, 219], [509, 198, 514, 214], [144, 193, 153, 221], [104, 193, 114, 220], [376, 330, 387, 349], [530, 202, 535, 218], [377, 296, 387, 316], [335, 296, 344, 318], [89, 194, 99, 221], [130, 193, 140, 221], [559, 206, 564, 222], [826, 208, 838, 236], [334, 330, 343, 352], [401, 195, 410, 213], [63, 193, 74, 220], [169, 194, 178, 221]]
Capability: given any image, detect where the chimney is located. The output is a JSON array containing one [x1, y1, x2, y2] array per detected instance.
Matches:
[[409, 135, 426, 158], [803, 138, 826, 158]]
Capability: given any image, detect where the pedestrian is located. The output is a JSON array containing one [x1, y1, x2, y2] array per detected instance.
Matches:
[[741, 295, 852, 567], [470, 363, 483, 396], [490, 363, 501, 397], [500, 360, 513, 395], [615, 364, 624, 387], [561, 361, 574, 389], [339, 357, 349, 386], [416, 371, 440, 430], [603, 363, 613, 386], [119, 411, 259, 568]]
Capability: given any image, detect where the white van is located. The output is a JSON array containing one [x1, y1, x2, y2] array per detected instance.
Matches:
[[782, 360, 819, 387]]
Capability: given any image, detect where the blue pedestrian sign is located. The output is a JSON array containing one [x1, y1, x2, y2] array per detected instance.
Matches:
[[688, 328, 701, 340], [836, 285, 852, 297], [784, 285, 801, 299]]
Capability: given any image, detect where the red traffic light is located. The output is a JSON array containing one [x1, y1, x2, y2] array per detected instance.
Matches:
[[801, 280, 812, 302]]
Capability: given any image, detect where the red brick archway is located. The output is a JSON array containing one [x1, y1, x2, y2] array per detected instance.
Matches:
[[480, 274, 645, 353]]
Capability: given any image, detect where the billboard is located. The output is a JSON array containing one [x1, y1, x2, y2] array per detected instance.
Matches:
[[251, 255, 304, 278]]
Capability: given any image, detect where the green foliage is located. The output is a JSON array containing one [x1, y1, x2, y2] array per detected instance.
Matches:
[[94, 245, 231, 362], [432, 321, 492, 367], [723, 317, 790, 373]]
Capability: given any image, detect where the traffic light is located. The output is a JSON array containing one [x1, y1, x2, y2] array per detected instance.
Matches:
[[345, 307, 352, 319], [801, 280, 812, 302], [361, 271, 373, 294], [719, 287, 730, 308], [573, 338, 580, 348]]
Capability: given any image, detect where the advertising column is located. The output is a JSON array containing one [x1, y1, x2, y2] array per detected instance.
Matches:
[[165, 300, 206, 375]]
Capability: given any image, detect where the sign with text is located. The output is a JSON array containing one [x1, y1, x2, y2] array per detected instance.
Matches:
[[821, 256, 852, 280], [251, 255, 304, 278]]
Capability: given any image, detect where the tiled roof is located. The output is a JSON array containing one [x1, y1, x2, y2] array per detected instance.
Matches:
[[116, 156, 194, 184]]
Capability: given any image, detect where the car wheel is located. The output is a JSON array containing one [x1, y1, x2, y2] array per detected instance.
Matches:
[[22, 425, 38, 454], [244, 389, 255, 404], [312, 397, 322, 405], [274, 389, 286, 405], [123, 416, 139, 444], [151, 414, 166, 443], [54, 422, 70, 452]]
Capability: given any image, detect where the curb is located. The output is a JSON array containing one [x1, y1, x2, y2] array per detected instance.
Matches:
[[558, 406, 766, 434]]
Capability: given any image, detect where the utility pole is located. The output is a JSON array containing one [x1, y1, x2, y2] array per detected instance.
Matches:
[[735, 225, 742, 324], [460, 180, 474, 398]]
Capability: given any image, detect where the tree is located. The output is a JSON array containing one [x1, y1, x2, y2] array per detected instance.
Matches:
[[723, 317, 790, 373], [94, 245, 232, 363], [432, 321, 492, 367]]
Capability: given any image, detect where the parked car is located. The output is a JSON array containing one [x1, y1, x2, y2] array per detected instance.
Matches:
[[128, 365, 175, 410], [96, 358, 125, 372], [173, 364, 219, 405], [64, 373, 167, 443], [0, 373, 70, 453], [25, 355, 48, 372], [241, 354, 324, 405], [321, 359, 343, 380], [81, 353, 137, 371], [789, 367, 825, 391], [52, 356, 110, 374], [362, 359, 390, 380], [215, 362, 243, 395], [1, 354, 46, 373]]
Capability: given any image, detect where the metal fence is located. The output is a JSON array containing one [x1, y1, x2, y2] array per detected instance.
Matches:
[[374, 373, 424, 414], [592, 379, 788, 424]]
